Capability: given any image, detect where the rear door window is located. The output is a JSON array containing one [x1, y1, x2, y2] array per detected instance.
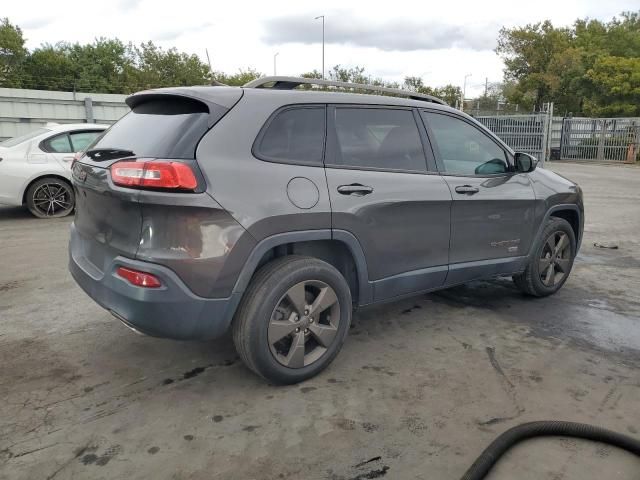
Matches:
[[42, 133, 73, 153], [254, 106, 326, 166], [330, 107, 427, 172], [88, 97, 213, 159]]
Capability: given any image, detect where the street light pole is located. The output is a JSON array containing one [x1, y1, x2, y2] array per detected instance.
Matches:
[[273, 52, 279, 76], [462, 73, 472, 112], [315, 15, 325, 79]]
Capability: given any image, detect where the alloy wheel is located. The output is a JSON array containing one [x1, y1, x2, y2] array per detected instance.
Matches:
[[539, 231, 571, 287], [32, 183, 73, 217], [268, 280, 341, 368]]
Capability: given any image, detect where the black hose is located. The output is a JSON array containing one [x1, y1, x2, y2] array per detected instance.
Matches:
[[461, 421, 640, 480]]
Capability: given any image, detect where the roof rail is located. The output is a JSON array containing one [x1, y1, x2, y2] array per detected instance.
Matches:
[[243, 76, 448, 106]]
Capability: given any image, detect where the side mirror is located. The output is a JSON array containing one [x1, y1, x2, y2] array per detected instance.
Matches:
[[514, 152, 538, 173]]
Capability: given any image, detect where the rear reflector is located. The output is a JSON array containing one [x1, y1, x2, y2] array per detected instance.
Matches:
[[116, 267, 162, 288], [111, 160, 198, 190]]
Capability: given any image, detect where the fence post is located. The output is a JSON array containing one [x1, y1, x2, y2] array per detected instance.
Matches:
[[596, 120, 606, 162], [84, 97, 94, 124], [559, 118, 567, 161], [542, 102, 553, 166], [626, 121, 639, 164]]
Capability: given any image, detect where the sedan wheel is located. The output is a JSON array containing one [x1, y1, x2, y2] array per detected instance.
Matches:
[[26, 178, 75, 218]]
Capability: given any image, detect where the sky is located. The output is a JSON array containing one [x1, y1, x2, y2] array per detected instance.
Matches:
[[5, 0, 638, 97]]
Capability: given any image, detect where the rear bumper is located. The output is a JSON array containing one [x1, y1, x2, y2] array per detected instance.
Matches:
[[69, 225, 241, 340]]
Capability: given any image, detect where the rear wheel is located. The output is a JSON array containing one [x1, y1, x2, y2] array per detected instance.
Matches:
[[26, 177, 75, 218], [513, 217, 576, 297], [232, 256, 352, 384]]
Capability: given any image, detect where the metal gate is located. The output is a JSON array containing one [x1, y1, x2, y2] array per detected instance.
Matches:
[[475, 114, 550, 162], [560, 118, 640, 163]]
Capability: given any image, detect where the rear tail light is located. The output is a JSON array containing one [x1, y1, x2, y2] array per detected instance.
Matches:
[[110, 160, 198, 190], [116, 267, 162, 288]]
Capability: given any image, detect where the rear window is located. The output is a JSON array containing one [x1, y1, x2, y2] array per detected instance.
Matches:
[[70, 131, 103, 151], [1, 128, 50, 147], [254, 106, 326, 166], [89, 97, 213, 159]]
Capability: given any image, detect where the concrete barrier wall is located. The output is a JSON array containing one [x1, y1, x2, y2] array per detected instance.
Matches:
[[0, 88, 129, 141]]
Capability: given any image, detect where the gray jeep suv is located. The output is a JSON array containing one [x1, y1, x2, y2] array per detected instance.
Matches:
[[69, 76, 583, 384]]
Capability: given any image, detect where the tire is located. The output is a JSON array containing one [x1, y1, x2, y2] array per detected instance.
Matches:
[[26, 177, 75, 219], [232, 255, 352, 384], [513, 217, 576, 297]]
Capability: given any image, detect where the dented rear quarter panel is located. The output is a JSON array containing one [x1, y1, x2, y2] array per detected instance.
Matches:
[[135, 190, 257, 299]]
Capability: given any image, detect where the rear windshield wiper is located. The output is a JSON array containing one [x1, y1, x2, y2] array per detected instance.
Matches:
[[85, 148, 136, 161]]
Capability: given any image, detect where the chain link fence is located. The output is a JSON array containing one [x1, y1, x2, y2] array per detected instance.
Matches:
[[559, 118, 640, 163], [475, 110, 639, 164], [475, 114, 551, 163]]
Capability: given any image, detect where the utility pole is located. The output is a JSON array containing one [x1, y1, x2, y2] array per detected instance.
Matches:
[[273, 52, 279, 76], [205, 49, 214, 84], [462, 73, 472, 112], [205, 49, 213, 74], [484, 77, 488, 97], [315, 15, 325, 79]]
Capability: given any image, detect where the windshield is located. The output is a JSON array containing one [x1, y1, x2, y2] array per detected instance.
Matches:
[[0, 128, 51, 148]]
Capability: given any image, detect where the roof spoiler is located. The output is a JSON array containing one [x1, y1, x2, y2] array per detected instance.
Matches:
[[125, 91, 233, 128], [243, 76, 448, 106]]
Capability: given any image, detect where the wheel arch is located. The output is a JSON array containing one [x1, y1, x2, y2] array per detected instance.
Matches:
[[21, 173, 73, 205], [231, 230, 372, 307], [529, 204, 583, 258], [549, 208, 580, 246]]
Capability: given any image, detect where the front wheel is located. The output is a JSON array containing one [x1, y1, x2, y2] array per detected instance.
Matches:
[[513, 217, 576, 297], [26, 177, 75, 218], [232, 256, 352, 384]]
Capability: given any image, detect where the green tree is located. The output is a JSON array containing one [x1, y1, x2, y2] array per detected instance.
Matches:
[[17, 39, 211, 93], [68, 39, 133, 92], [403, 76, 462, 105], [496, 11, 640, 116], [300, 70, 322, 79], [433, 85, 463, 106], [131, 41, 211, 91], [21, 44, 75, 90], [403, 76, 427, 92], [213, 68, 263, 86], [0, 17, 27, 87], [574, 12, 640, 58], [496, 20, 572, 110], [328, 65, 367, 83], [584, 56, 640, 116]]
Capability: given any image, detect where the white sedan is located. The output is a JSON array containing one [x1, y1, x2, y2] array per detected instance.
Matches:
[[0, 123, 108, 218]]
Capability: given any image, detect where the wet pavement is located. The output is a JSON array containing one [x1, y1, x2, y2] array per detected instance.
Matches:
[[0, 162, 639, 479]]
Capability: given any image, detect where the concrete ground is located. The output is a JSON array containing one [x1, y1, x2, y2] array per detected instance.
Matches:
[[1, 162, 639, 480]]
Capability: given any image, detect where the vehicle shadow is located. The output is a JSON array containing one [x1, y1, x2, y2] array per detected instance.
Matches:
[[92, 279, 525, 390], [0, 205, 32, 220], [99, 279, 519, 372], [63, 264, 639, 392]]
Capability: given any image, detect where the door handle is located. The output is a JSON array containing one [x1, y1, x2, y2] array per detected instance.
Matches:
[[455, 185, 480, 195], [337, 184, 373, 196], [62, 156, 75, 162]]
